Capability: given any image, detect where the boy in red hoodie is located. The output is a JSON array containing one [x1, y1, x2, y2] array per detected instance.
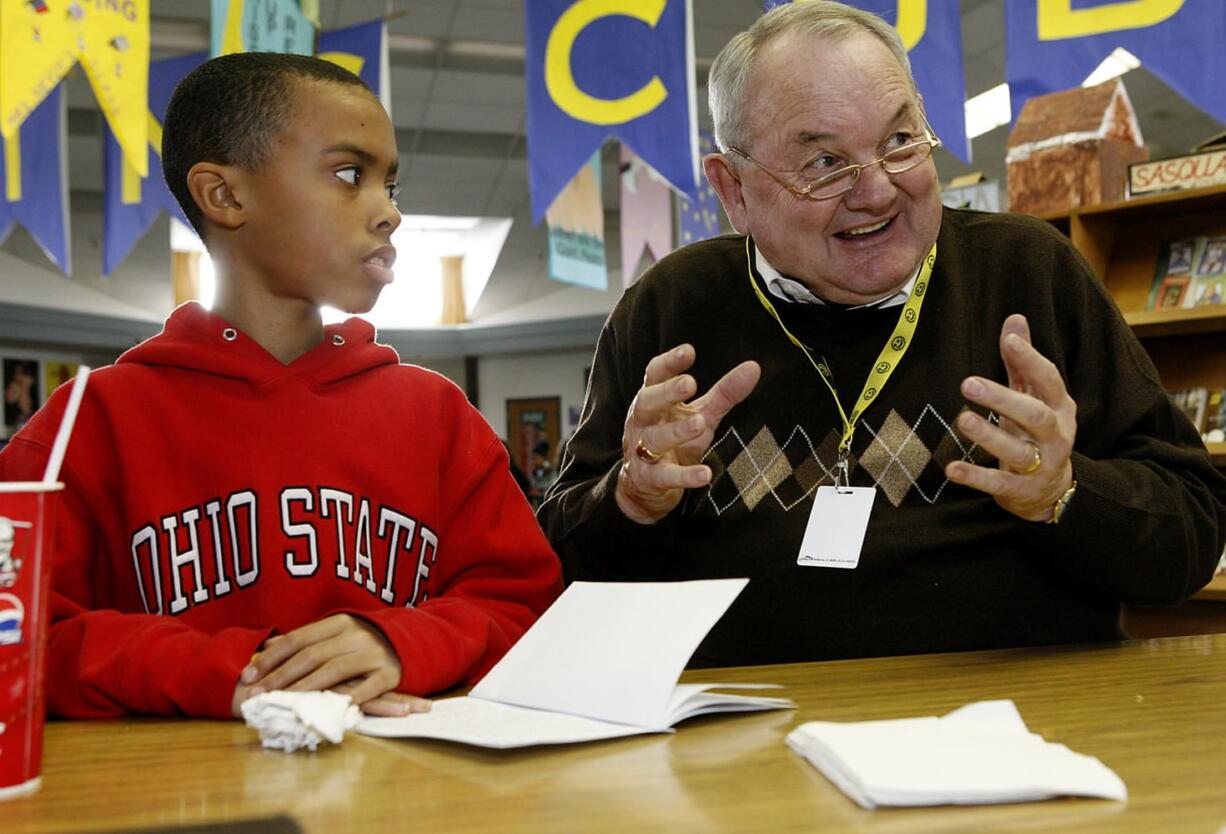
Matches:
[[0, 53, 562, 719]]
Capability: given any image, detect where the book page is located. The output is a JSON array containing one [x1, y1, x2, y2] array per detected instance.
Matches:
[[665, 684, 795, 723], [357, 696, 655, 749], [470, 579, 749, 729]]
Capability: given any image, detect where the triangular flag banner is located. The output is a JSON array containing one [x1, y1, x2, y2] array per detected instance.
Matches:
[[0, 82, 69, 273], [102, 52, 205, 277], [762, 0, 969, 163], [318, 18, 390, 115], [210, 0, 314, 57], [547, 153, 607, 290], [619, 145, 673, 289], [1006, 0, 1226, 124], [526, 0, 699, 224], [677, 132, 721, 246], [0, 0, 150, 178]]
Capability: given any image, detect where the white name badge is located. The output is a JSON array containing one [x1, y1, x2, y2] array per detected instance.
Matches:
[[796, 486, 876, 569]]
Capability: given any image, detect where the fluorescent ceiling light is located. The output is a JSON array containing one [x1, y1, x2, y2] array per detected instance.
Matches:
[[1082, 47, 1142, 87], [964, 83, 1011, 140], [179, 214, 512, 329]]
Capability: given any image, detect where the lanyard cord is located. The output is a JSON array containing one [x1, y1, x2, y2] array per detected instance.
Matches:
[[744, 237, 937, 474]]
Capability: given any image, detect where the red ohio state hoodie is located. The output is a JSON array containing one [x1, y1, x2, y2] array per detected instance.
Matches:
[[0, 303, 562, 718]]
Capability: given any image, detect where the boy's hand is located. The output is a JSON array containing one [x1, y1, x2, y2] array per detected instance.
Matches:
[[231, 614, 423, 717]]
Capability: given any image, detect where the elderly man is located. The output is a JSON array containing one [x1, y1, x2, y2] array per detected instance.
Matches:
[[539, 1, 1226, 667]]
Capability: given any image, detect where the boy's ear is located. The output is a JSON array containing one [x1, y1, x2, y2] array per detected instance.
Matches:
[[186, 162, 245, 231]]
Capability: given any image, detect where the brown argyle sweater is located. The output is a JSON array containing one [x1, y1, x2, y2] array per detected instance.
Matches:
[[539, 207, 1226, 667]]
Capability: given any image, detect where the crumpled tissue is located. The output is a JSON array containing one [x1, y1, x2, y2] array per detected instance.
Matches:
[[241, 690, 360, 753]]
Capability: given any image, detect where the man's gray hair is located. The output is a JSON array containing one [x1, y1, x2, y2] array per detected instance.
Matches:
[[708, 1, 918, 153]]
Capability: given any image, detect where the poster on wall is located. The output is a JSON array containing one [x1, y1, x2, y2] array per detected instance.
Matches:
[[42, 360, 79, 399], [3, 358, 40, 438], [506, 397, 562, 500]]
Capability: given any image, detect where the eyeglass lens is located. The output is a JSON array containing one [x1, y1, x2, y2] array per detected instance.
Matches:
[[808, 141, 934, 198]]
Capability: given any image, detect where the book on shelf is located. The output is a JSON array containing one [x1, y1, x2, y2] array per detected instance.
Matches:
[[1148, 236, 1226, 310], [1168, 387, 1226, 442]]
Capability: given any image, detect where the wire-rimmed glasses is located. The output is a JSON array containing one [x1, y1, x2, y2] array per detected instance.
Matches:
[[725, 118, 941, 201]]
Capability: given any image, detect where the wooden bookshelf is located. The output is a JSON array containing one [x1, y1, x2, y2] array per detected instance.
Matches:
[[1040, 184, 1226, 407], [1042, 185, 1226, 635], [1206, 442, 1226, 466], [1123, 305, 1226, 339], [1055, 184, 1226, 319]]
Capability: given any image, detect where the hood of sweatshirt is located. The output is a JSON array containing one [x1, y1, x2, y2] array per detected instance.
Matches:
[[118, 302, 399, 387]]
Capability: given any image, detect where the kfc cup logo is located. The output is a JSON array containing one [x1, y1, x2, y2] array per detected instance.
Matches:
[[0, 516, 32, 589], [0, 593, 24, 646]]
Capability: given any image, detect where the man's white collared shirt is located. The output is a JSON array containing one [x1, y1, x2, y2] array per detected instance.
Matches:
[[756, 243, 918, 309]]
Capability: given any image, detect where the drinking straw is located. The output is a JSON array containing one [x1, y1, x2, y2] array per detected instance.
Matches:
[[42, 366, 91, 484]]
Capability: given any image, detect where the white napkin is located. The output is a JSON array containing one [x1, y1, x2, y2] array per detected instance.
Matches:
[[786, 699, 1127, 809], [241, 690, 360, 753]]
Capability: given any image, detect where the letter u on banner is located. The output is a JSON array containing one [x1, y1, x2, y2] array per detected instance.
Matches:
[[772, 1, 970, 163]]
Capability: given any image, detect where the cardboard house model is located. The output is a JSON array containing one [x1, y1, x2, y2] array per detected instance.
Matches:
[[1006, 79, 1147, 215]]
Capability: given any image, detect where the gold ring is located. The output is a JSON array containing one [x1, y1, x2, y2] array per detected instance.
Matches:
[[635, 439, 662, 464], [1017, 440, 1042, 475]]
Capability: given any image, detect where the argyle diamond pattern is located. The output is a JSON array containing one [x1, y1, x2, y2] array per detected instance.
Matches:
[[701, 405, 994, 513]]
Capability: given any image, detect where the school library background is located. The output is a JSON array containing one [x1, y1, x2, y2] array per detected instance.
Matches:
[[3, 1, 1226, 831]]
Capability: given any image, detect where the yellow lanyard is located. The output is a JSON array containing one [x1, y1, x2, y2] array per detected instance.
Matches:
[[745, 237, 937, 485]]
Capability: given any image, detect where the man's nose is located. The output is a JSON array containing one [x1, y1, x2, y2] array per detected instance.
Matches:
[[841, 162, 896, 211]]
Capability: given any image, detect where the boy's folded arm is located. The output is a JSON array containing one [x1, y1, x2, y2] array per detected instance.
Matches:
[[346, 437, 563, 697], [350, 591, 544, 696], [48, 594, 273, 719]]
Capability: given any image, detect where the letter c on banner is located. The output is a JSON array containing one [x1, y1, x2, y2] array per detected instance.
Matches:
[[895, 0, 927, 51], [545, 0, 669, 126], [1038, 0, 1184, 40]]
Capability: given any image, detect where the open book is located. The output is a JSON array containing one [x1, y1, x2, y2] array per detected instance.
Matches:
[[357, 578, 793, 748]]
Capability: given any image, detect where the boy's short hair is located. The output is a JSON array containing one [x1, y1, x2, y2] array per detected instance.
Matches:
[[162, 52, 372, 239]]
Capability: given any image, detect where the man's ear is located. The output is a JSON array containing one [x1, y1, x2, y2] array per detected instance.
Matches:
[[186, 162, 245, 231], [703, 153, 749, 234]]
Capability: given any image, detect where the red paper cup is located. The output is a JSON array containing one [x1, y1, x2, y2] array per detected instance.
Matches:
[[0, 481, 61, 801]]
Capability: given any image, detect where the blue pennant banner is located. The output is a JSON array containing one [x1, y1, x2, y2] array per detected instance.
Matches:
[[0, 83, 69, 273], [1006, 0, 1226, 124], [677, 131, 721, 246], [318, 18, 389, 112], [762, 1, 969, 163], [102, 52, 205, 277], [526, 0, 699, 224]]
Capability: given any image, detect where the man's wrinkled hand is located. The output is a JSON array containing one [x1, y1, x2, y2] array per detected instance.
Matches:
[[945, 314, 1077, 522], [616, 343, 760, 525]]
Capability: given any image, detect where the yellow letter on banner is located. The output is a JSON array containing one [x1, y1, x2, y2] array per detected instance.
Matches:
[[895, 0, 927, 50], [318, 52, 366, 77], [795, 0, 927, 50], [4, 135, 19, 202], [121, 110, 166, 205], [545, 0, 669, 126], [1038, 0, 1184, 40], [221, 0, 247, 55]]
